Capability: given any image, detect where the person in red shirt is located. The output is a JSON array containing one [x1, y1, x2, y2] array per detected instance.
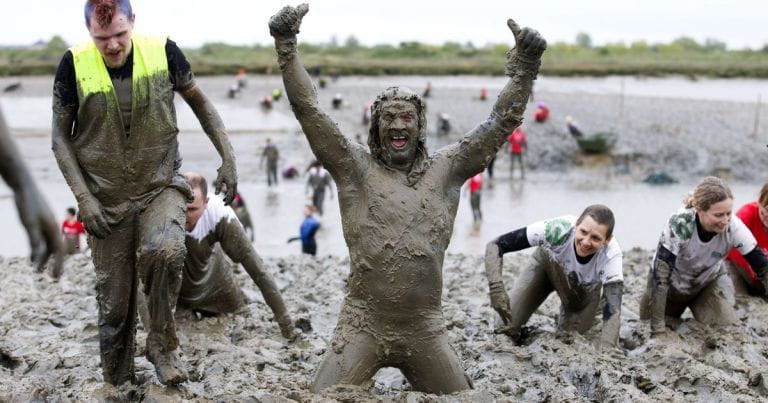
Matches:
[[508, 127, 528, 180], [727, 184, 768, 296], [533, 101, 549, 123], [467, 173, 483, 223], [61, 207, 86, 255]]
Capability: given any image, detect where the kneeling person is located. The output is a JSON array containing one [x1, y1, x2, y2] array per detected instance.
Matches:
[[182, 172, 296, 339], [485, 205, 623, 348], [640, 177, 768, 336]]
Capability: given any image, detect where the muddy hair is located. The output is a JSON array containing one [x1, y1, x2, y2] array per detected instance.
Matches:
[[576, 204, 615, 239], [84, 0, 132, 29], [184, 172, 208, 199], [759, 183, 768, 207], [368, 87, 429, 185], [683, 176, 733, 211]]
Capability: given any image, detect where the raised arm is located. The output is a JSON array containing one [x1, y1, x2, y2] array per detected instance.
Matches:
[[180, 85, 237, 205], [485, 227, 531, 334], [447, 19, 546, 183], [2, 107, 63, 277], [269, 4, 354, 177], [216, 218, 297, 339]]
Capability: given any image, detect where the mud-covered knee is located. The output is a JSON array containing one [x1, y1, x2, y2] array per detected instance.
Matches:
[[136, 239, 186, 270]]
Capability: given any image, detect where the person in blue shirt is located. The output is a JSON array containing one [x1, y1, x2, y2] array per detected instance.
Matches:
[[288, 205, 321, 256]]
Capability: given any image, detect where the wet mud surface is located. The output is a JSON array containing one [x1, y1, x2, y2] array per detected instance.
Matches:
[[3, 249, 768, 401]]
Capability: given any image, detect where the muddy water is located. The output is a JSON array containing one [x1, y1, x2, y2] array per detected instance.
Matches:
[[1, 73, 767, 258], [0, 164, 761, 259]]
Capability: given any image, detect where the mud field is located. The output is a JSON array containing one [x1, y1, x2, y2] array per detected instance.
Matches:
[[1, 74, 768, 401], [3, 250, 768, 401]]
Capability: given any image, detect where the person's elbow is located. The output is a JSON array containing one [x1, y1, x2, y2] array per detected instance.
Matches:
[[485, 239, 500, 258]]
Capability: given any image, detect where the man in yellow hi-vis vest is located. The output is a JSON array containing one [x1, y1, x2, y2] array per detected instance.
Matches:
[[51, 0, 237, 386]]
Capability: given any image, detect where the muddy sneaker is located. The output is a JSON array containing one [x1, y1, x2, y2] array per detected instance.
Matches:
[[147, 348, 187, 385]]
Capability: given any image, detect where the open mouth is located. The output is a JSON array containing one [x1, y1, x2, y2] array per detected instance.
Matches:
[[390, 136, 407, 150]]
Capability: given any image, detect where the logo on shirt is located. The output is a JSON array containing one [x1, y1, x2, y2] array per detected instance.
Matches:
[[669, 211, 694, 241], [545, 218, 572, 247]]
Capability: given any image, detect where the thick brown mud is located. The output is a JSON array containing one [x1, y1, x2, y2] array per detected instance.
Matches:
[[3, 249, 768, 401]]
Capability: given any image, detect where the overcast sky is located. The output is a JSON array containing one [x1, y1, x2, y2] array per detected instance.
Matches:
[[2, 0, 767, 49]]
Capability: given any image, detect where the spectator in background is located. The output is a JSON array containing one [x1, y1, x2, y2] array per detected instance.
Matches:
[[61, 207, 87, 255], [534, 101, 549, 123], [508, 127, 527, 180]]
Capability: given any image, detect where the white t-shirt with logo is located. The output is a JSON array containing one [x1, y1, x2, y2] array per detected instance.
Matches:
[[187, 195, 240, 241], [526, 215, 623, 285], [657, 207, 756, 294]]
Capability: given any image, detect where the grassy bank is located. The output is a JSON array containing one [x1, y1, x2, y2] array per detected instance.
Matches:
[[2, 37, 767, 78]]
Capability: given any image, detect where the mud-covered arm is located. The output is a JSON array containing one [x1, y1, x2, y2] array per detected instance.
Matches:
[[269, 4, 355, 178], [650, 245, 675, 335], [744, 247, 768, 294], [600, 281, 623, 348], [50, 55, 112, 240], [485, 228, 530, 331], [1, 107, 63, 276], [216, 218, 296, 339], [179, 85, 237, 204], [447, 20, 546, 183]]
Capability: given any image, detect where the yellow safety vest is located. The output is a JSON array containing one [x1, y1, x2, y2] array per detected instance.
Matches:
[[69, 34, 183, 223]]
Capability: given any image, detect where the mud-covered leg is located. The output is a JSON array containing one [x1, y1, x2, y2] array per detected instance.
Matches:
[[311, 329, 381, 393], [690, 269, 737, 326], [136, 188, 188, 385], [90, 218, 138, 385], [400, 333, 472, 394], [500, 248, 555, 338], [726, 260, 765, 296], [313, 189, 325, 215]]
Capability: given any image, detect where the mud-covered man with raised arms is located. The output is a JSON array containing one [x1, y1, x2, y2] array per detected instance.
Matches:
[[51, 0, 237, 386], [270, 4, 545, 394]]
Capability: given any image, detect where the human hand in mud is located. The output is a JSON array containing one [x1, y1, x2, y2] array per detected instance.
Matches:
[[15, 186, 64, 277], [489, 281, 516, 335], [214, 161, 237, 205], [506, 19, 546, 63], [269, 3, 309, 39], [78, 194, 111, 239]]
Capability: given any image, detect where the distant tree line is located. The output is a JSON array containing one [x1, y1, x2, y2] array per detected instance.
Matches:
[[1, 33, 767, 77]]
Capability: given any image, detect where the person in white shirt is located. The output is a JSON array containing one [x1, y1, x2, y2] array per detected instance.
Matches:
[[485, 204, 623, 349], [640, 176, 768, 336]]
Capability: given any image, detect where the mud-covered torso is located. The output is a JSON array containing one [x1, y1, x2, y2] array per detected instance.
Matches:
[[184, 196, 242, 280], [527, 215, 623, 287], [64, 35, 190, 224], [335, 151, 459, 315]]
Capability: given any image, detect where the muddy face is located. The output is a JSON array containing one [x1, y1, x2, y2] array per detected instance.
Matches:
[[377, 100, 420, 172], [88, 11, 134, 69], [696, 198, 733, 233], [185, 188, 208, 232], [573, 216, 610, 257]]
